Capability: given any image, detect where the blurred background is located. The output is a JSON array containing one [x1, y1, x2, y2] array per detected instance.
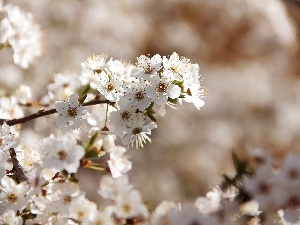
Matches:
[[1, 0, 300, 209]]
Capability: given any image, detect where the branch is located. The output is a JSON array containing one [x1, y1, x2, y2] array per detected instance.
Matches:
[[0, 99, 113, 127], [9, 148, 27, 182]]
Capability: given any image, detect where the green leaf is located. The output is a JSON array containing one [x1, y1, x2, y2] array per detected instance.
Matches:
[[89, 132, 99, 146], [85, 149, 99, 158], [168, 97, 178, 104], [172, 80, 184, 85], [78, 84, 91, 104]]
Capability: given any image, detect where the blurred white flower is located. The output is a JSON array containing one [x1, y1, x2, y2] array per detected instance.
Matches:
[[48, 73, 82, 101], [158, 203, 209, 225], [151, 201, 176, 225], [0, 122, 19, 151], [243, 164, 278, 211], [98, 175, 132, 201], [69, 195, 97, 224], [108, 146, 132, 178], [0, 4, 42, 68], [0, 209, 22, 225], [0, 96, 24, 120], [0, 123, 19, 170], [92, 207, 115, 225], [14, 85, 32, 104], [0, 176, 29, 214], [41, 133, 84, 173], [195, 188, 221, 214], [81, 54, 110, 74], [115, 189, 148, 219]]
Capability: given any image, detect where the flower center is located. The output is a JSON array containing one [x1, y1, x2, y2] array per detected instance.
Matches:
[[144, 65, 152, 74], [134, 91, 144, 101], [63, 83, 69, 88], [67, 108, 77, 118], [77, 211, 85, 219], [287, 195, 300, 208], [156, 82, 167, 93], [121, 111, 131, 121], [258, 182, 270, 194], [58, 150, 68, 160], [288, 169, 299, 180], [96, 220, 104, 225], [7, 192, 17, 203], [63, 195, 72, 203], [123, 204, 131, 213], [106, 83, 115, 91], [132, 127, 142, 135]]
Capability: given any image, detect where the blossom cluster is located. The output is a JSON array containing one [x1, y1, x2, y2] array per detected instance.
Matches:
[[0, 0, 42, 68], [0, 2, 207, 221], [81, 53, 205, 148]]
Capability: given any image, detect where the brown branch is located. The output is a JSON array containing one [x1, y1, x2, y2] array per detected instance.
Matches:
[[9, 148, 27, 182], [0, 99, 113, 127]]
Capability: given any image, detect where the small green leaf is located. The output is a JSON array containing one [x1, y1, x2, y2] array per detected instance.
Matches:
[[78, 84, 91, 103], [168, 97, 178, 104], [85, 149, 99, 158], [172, 80, 184, 85], [78, 94, 87, 104], [89, 132, 99, 146]]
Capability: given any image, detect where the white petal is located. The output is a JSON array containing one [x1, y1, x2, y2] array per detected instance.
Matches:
[[54, 102, 68, 113], [68, 93, 79, 108], [167, 84, 181, 99], [145, 86, 157, 100]]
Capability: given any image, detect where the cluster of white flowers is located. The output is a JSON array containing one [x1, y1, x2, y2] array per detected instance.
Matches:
[[0, 9, 207, 220], [81, 53, 205, 148], [0, 0, 42, 68], [4, 2, 300, 225]]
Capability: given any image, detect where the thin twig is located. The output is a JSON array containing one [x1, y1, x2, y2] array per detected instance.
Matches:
[[0, 99, 113, 127], [9, 148, 27, 182]]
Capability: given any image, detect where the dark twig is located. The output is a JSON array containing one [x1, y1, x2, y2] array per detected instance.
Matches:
[[0, 99, 113, 127], [9, 148, 27, 182]]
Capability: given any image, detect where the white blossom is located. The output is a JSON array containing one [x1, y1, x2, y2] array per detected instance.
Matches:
[[133, 54, 162, 79], [54, 93, 90, 130], [69, 195, 98, 223], [115, 189, 148, 219], [120, 114, 157, 148], [146, 71, 181, 105], [119, 79, 152, 111], [14, 85, 32, 104], [81, 54, 110, 73], [108, 146, 132, 178], [0, 209, 22, 225], [48, 73, 82, 101], [0, 176, 29, 214], [98, 175, 132, 201], [0, 4, 42, 68], [97, 72, 124, 101], [41, 133, 84, 173]]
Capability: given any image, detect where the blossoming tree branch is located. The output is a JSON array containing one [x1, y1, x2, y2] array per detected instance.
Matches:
[[1, 1, 300, 225]]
